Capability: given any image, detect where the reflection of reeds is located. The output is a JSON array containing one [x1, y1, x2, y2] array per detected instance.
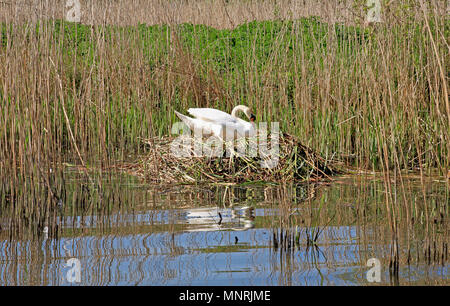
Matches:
[[0, 176, 447, 285], [262, 176, 448, 285]]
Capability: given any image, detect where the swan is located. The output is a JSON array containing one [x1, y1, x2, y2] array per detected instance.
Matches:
[[174, 105, 256, 140]]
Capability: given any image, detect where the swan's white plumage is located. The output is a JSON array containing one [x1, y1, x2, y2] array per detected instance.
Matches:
[[175, 106, 256, 140], [174, 110, 220, 137], [187, 108, 236, 123]]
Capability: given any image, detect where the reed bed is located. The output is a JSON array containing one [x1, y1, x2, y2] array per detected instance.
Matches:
[[0, 0, 448, 234], [0, 1, 448, 183]]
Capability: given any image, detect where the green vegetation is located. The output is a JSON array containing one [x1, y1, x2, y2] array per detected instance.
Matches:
[[0, 9, 449, 184]]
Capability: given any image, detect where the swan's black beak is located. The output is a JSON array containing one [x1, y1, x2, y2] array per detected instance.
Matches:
[[250, 114, 256, 122]]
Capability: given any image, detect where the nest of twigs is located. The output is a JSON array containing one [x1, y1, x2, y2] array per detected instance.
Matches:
[[136, 132, 343, 184]]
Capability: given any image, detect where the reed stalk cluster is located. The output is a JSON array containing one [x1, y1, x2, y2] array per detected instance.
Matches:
[[0, 0, 448, 183]]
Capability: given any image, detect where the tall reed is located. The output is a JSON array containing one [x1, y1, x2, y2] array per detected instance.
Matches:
[[0, 0, 448, 187]]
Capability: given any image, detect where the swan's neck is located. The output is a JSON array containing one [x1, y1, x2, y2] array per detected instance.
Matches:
[[231, 105, 247, 118]]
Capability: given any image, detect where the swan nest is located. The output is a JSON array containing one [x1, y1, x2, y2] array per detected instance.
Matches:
[[133, 133, 343, 183]]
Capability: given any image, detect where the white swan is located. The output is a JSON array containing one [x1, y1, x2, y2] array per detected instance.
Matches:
[[174, 105, 256, 140]]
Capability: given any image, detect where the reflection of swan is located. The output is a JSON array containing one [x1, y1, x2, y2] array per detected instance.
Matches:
[[43, 226, 49, 240], [185, 208, 221, 224], [182, 206, 255, 232], [174, 105, 256, 140]]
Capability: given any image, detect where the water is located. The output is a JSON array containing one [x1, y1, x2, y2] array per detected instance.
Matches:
[[0, 172, 448, 285]]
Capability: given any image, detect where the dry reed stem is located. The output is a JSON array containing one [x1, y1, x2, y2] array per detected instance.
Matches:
[[1, 0, 448, 27]]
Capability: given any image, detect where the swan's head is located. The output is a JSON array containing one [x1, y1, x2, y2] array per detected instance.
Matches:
[[232, 105, 256, 122], [245, 107, 256, 123]]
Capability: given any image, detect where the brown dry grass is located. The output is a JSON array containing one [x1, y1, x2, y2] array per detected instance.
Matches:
[[2, 0, 448, 28], [0, 0, 448, 181]]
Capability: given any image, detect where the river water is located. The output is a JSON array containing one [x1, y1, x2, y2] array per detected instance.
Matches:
[[0, 172, 448, 285]]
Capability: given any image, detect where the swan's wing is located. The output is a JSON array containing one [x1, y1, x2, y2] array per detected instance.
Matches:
[[175, 110, 220, 137], [222, 120, 256, 139], [187, 108, 237, 123], [175, 110, 255, 139]]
